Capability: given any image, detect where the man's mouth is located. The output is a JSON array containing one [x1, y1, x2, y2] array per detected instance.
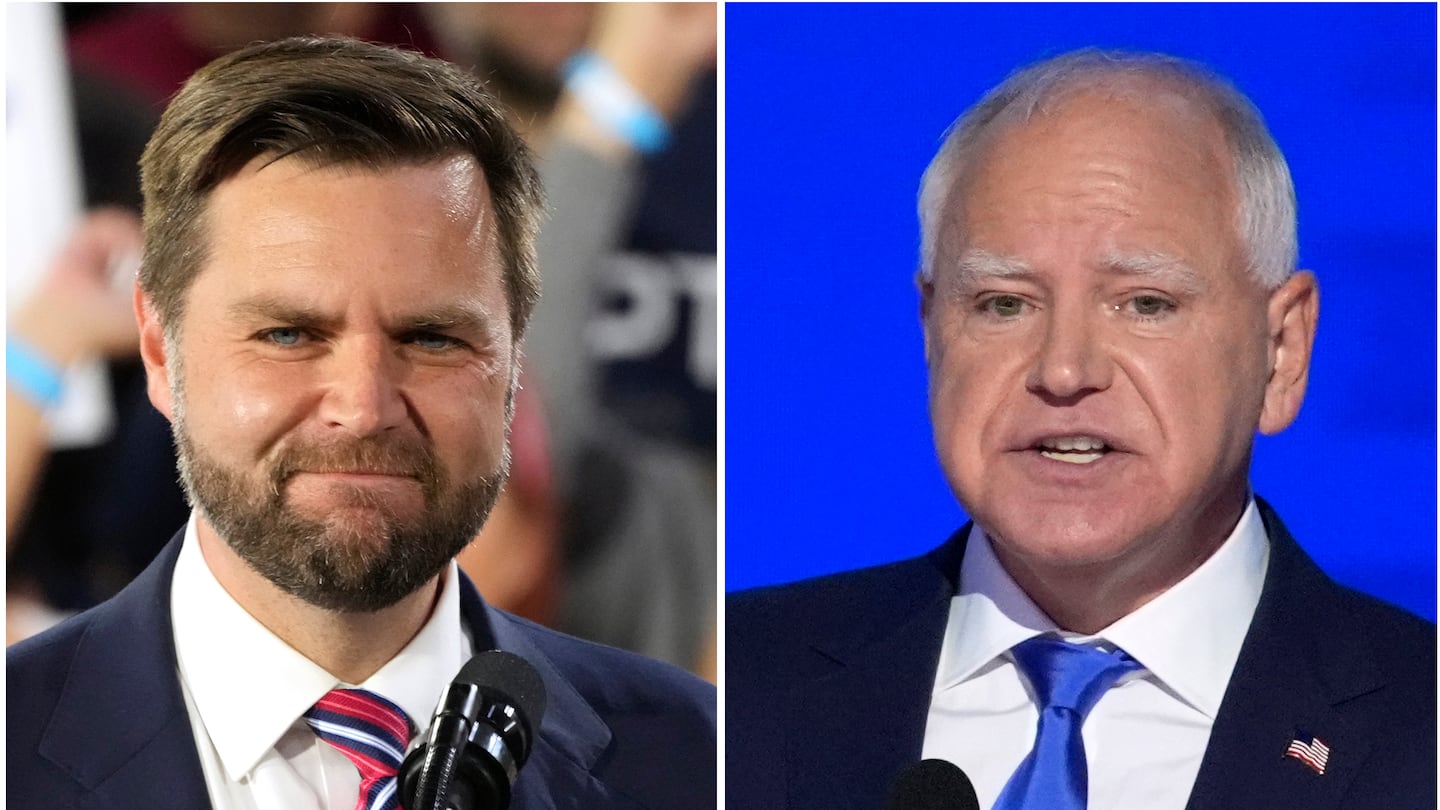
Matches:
[[1035, 436, 1110, 465]]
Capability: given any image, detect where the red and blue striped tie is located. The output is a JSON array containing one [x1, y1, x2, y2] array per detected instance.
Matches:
[[304, 689, 414, 810]]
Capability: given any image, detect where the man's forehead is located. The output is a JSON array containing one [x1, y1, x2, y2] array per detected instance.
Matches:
[[936, 87, 1240, 267], [217, 150, 492, 229], [206, 151, 498, 249], [182, 151, 508, 319]]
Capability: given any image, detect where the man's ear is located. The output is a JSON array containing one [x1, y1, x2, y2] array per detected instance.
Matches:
[[1258, 270, 1319, 435], [134, 285, 176, 422], [917, 269, 935, 365]]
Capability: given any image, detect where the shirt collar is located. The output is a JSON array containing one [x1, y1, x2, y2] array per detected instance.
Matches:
[[934, 497, 1270, 718], [171, 512, 470, 782], [1102, 499, 1269, 717], [932, 520, 1057, 694]]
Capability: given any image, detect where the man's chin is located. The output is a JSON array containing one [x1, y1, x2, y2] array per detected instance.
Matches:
[[977, 505, 1164, 571], [297, 507, 409, 551], [264, 540, 444, 613], [276, 571, 429, 614], [203, 506, 445, 613]]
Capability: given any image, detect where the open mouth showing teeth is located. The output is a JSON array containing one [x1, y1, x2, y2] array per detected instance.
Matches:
[[1035, 437, 1110, 464]]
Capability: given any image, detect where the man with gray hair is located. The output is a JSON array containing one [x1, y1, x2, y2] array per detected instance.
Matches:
[[728, 49, 1434, 809]]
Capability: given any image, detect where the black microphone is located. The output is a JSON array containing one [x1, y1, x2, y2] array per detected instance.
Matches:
[[887, 759, 980, 810], [399, 650, 547, 810]]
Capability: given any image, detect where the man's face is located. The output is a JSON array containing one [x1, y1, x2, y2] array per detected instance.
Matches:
[[141, 154, 514, 612], [921, 91, 1314, 597]]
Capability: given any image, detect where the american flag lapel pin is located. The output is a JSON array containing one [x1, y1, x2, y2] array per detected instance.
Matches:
[[1283, 729, 1331, 775]]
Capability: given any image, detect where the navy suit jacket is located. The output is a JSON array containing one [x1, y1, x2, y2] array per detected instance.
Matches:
[[8, 533, 716, 809], [727, 501, 1435, 808]]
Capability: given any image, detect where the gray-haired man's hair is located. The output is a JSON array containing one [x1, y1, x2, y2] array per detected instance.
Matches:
[[917, 49, 1297, 290]]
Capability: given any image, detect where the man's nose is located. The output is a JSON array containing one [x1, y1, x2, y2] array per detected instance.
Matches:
[[318, 337, 408, 436], [1025, 305, 1112, 400]]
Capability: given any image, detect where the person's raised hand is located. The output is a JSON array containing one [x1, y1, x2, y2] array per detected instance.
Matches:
[[587, 2, 717, 120], [13, 208, 145, 365]]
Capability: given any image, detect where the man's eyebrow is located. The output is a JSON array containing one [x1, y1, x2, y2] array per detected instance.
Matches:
[[227, 296, 334, 328], [225, 297, 502, 336], [946, 248, 1208, 296], [1099, 249, 1208, 295], [401, 304, 499, 333], [951, 248, 1033, 283]]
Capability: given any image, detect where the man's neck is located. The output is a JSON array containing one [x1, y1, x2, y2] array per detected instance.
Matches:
[[1001, 549, 1213, 634], [989, 494, 1248, 634], [195, 521, 442, 684]]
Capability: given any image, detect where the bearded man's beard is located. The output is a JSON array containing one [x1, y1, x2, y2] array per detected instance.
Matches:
[[172, 419, 508, 613]]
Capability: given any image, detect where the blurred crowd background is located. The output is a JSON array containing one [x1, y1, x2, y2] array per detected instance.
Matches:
[[7, 2, 717, 681]]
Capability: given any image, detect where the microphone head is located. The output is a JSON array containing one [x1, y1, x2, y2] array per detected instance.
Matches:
[[887, 759, 979, 810], [400, 650, 549, 810], [457, 649, 547, 736]]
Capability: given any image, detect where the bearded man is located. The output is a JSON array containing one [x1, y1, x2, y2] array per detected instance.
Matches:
[[8, 36, 714, 809]]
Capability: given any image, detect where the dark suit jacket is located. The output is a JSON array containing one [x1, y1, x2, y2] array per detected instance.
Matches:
[[727, 500, 1435, 809], [8, 533, 716, 809]]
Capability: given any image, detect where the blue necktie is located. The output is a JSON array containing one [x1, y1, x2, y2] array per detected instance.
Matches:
[[992, 636, 1142, 810]]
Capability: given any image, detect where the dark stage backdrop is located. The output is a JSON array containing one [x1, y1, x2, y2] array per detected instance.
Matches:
[[724, 3, 1437, 621]]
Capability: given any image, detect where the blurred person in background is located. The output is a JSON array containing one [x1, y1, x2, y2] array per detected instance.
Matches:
[[427, 2, 719, 676], [7, 210, 143, 640], [68, 3, 442, 109]]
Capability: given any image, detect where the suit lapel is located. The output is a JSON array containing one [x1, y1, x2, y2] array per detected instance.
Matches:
[[1186, 502, 1378, 810], [458, 579, 645, 810], [38, 535, 213, 810], [786, 532, 966, 808], [37, 538, 636, 810]]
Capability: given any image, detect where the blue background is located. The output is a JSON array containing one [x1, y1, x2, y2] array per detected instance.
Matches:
[[724, 3, 1437, 621]]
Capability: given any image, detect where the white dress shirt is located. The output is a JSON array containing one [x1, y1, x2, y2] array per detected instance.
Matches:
[[921, 498, 1270, 810], [171, 513, 474, 810]]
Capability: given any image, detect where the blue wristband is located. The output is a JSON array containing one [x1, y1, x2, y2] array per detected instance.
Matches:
[[7, 336, 65, 410], [564, 51, 671, 154]]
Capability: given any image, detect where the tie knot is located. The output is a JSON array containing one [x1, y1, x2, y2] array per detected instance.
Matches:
[[304, 688, 414, 810], [1011, 636, 1141, 718]]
